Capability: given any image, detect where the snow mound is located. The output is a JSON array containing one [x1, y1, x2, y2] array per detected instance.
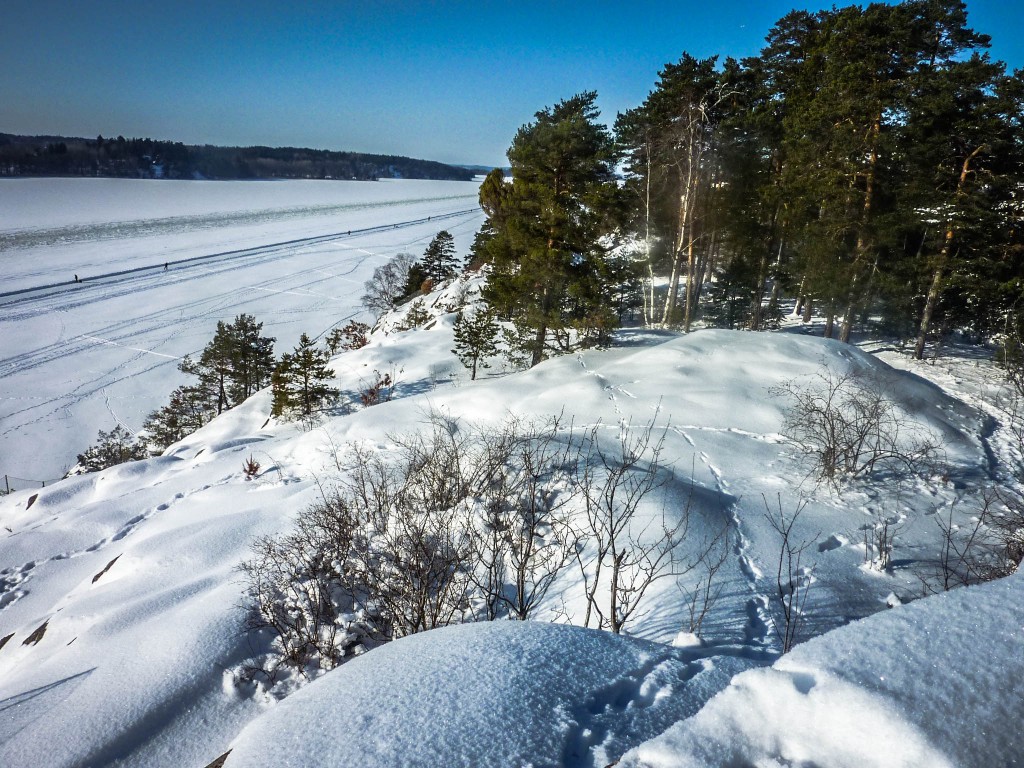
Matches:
[[223, 621, 759, 768], [621, 571, 1024, 768]]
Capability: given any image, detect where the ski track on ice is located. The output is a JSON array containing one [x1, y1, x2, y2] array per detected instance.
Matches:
[[0, 194, 478, 254], [0, 211, 483, 379]]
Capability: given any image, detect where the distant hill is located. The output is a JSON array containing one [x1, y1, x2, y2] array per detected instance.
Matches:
[[454, 164, 511, 176], [0, 133, 476, 182]]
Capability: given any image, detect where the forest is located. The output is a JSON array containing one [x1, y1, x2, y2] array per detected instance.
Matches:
[[0, 133, 476, 181], [472, 0, 1024, 363]]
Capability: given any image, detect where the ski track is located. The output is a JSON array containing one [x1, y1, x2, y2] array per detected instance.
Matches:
[[0, 194, 478, 253], [0, 210, 483, 382], [0, 208, 483, 458]]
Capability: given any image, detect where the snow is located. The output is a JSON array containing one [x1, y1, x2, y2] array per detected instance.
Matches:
[[224, 621, 759, 768], [621, 570, 1024, 768], [0, 179, 1020, 767]]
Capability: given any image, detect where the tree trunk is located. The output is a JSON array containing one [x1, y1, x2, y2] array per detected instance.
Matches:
[[840, 112, 881, 344], [914, 230, 954, 360], [683, 234, 697, 333], [913, 146, 985, 360], [531, 321, 547, 368], [802, 294, 813, 323]]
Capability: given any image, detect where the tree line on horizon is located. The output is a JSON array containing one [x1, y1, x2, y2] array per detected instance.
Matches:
[[0, 133, 476, 182], [470, 0, 1024, 364]]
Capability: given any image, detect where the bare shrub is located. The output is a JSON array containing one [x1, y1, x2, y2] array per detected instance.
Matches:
[[926, 490, 1024, 593], [239, 412, 583, 680], [238, 492, 380, 682], [681, 527, 730, 637], [763, 494, 815, 653], [573, 417, 716, 634], [774, 366, 944, 488], [358, 367, 401, 407], [242, 455, 261, 480], [240, 410, 727, 681], [468, 414, 581, 621]]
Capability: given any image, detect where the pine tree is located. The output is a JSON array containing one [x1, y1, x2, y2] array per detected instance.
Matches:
[[452, 308, 499, 380], [76, 425, 148, 472], [226, 313, 276, 402], [421, 230, 459, 283], [271, 333, 337, 419], [480, 92, 621, 366], [182, 314, 275, 413], [142, 384, 212, 450], [896, 51, 1023, 357]]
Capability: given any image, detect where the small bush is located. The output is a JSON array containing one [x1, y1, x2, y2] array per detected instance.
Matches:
[[774, 366, 944, 487], [359, 368, 399, 407], [242, 455, 261, 480], [325, 321, 370, 355]]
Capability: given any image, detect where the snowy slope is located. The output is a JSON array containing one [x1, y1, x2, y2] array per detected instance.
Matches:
[[0, 255, 1015, 767], [0, 208, 1015, 768], [224, 622, 760, 768]]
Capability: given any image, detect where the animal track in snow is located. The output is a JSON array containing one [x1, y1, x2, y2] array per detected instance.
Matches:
[[0, 489, 189, 618]]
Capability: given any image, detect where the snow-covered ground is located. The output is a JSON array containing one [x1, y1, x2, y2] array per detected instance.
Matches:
[[0, 178, 482, 481], [0, 184, 1021, 767]]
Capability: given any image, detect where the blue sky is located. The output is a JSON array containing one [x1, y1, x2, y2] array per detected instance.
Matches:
[[3, 1, 1021, 166]]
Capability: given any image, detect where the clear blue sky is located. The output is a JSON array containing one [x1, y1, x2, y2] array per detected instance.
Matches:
[[3, 1, 1021, 166]]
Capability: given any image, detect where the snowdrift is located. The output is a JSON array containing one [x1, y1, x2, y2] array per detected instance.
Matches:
[[622, 569, 1024, 768], [223, 621, 760, 768]]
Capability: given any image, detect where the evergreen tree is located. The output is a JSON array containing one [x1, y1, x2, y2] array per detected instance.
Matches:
[[480, 92, 621, 366], [619, 54, 730, 330], [325, 321, 370, 354], [452, 308, 500, 380], [421, 230, 459, 282], [402, 260, 429, 299], [182, 314, 275, 414], [142, 384, 212, 450], [271, 333, 337, 419], [76, 425, 148, 472], [897, 53, 1023, 357], [226, 313, 276, 402]]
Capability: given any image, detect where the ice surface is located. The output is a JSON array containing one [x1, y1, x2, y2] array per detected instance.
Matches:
[[0, 178, 483, 479]]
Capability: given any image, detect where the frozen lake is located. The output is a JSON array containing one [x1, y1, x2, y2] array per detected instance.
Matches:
[[0, 178, 483, 480]]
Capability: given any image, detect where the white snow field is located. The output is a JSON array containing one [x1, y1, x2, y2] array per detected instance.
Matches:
[[0, 195, 1021, 767], [0, 177, 483, 482]]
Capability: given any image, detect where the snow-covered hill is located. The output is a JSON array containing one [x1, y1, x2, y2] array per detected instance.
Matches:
[[0, 269, 1020, 767]]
